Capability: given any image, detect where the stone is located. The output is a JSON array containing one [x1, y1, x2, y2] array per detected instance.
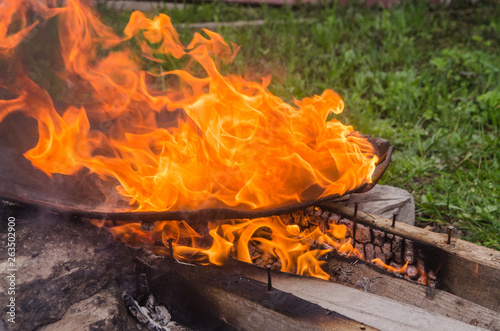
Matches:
[[0, 208, 139, 331], [344, 185, 415, 225], [38, 290, 120, 331]]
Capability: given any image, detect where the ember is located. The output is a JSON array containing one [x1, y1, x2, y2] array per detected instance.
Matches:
[[1, 0, 380, 279], [92, 205, 436, 283], [93, 213, 359, 280]]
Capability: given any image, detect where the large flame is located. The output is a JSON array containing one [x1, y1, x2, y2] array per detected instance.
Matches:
[[1, 0, 380, 279], [0, 0, 377, 212]]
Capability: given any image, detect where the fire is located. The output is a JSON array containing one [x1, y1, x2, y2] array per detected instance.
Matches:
[[1, 1, 379, 279], [0, 0, 62, 57], [372, 258, 409, 274], [93, 214, 361, 280]]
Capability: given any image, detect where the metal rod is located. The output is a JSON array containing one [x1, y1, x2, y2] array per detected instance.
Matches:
[[447, 226, 454, 244], [391, 212, 398, 227], [351, 203, 359, 241], [167, 239, 174, 259], [267, 267, 272, 292]]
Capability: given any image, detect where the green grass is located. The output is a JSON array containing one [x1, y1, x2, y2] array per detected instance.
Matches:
[[99, 1, 498, 249]]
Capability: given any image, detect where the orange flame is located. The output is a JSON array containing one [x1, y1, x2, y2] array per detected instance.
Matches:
[[0, 0, 62, 57], [1, 1, 379, 279], [0, 0, 377, 212], [99, 215, 361, 280], [372, 258, 409, 274]]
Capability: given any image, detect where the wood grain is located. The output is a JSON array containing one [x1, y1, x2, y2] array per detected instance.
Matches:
[[319, 201, 500, 313]]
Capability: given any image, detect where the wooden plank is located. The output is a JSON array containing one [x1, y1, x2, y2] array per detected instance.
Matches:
[[325, 260, 500, 330], [245, 269, 485, 331], [319, 202, 500, 313], [139, 257, 485, 331], [193, 285, 366, 331], [138, 258, 376, 331]]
